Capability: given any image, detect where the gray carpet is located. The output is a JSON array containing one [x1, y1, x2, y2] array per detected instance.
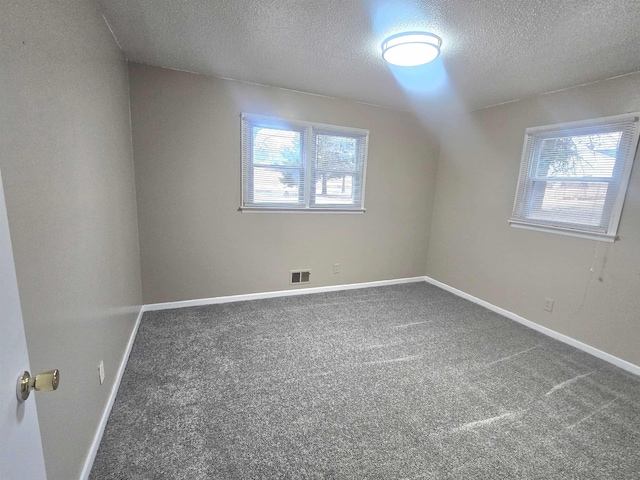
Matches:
[[90, 282, 640, 479]]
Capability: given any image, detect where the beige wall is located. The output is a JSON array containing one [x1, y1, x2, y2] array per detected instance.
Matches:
[[1, 2, 142, 479], [129, 63, 439, 304], [427, 73, 640, 367]]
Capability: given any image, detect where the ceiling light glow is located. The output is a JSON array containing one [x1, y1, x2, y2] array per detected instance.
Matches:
[[381, 32, 442, 67]]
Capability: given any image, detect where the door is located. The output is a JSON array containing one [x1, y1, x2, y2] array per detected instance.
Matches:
[[0, 168, 47, 479]]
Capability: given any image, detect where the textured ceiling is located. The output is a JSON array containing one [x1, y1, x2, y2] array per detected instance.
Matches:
[[95, 0, 640, 112]]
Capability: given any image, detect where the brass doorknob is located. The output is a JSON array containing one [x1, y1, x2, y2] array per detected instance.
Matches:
[[17, 369, 59, 402]]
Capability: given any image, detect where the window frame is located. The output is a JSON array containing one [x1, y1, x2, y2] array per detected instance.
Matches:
[[241, 114, 369, 213], [509, 113, 640, 242]]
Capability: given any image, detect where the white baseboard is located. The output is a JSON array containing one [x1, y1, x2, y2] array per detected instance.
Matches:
[[142, 276, 426, 312], [423, 276, 640, 377], [79, 306, 144, 480]]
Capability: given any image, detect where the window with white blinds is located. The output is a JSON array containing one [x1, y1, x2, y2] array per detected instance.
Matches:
[[510, 113, 640, 242], [241, 114, 368, 212]]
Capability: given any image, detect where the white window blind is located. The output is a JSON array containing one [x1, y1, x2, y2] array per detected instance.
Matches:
[[510, 113, 640, 242], [241, 114, 368, 212]]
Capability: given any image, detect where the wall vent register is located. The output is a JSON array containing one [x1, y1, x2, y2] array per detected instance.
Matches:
[[290, 270, 311, 285]]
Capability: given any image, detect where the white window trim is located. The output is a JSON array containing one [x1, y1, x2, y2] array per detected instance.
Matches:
[[240, 113, 369, 213], [509, 113, 640, 242]]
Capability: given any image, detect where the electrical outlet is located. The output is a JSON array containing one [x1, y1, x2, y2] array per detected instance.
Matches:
[[333, 263, 340, 274], [544, 298, 554, 312], [98, 360, 105, 385]]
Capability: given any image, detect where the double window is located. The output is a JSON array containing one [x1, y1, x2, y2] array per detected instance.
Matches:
[[241, 114, 368, 212], [510, 114, 640, 241]]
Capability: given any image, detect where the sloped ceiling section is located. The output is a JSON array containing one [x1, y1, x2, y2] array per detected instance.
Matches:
[[96, 0, 640, 112]]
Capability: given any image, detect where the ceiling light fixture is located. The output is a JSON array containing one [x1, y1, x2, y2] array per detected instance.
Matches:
[[381, 32, 442, 67]]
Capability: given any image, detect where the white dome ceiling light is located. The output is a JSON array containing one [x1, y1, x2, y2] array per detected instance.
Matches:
[[381, 32, 442, 67]]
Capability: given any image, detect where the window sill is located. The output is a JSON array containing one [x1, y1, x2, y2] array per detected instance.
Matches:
[[508, 219, 616, 242], [239, 206, 366, 214]]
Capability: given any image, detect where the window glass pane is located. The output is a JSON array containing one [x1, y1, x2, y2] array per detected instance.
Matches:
[[529, 181, 608, 226], [314, 174, 355, 205], [314, 134, 360, 205], [535, 132, 622, 178], [252, 127, 301, 166], [252, 167, 301, 204], [316, 134, 357, 170]]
